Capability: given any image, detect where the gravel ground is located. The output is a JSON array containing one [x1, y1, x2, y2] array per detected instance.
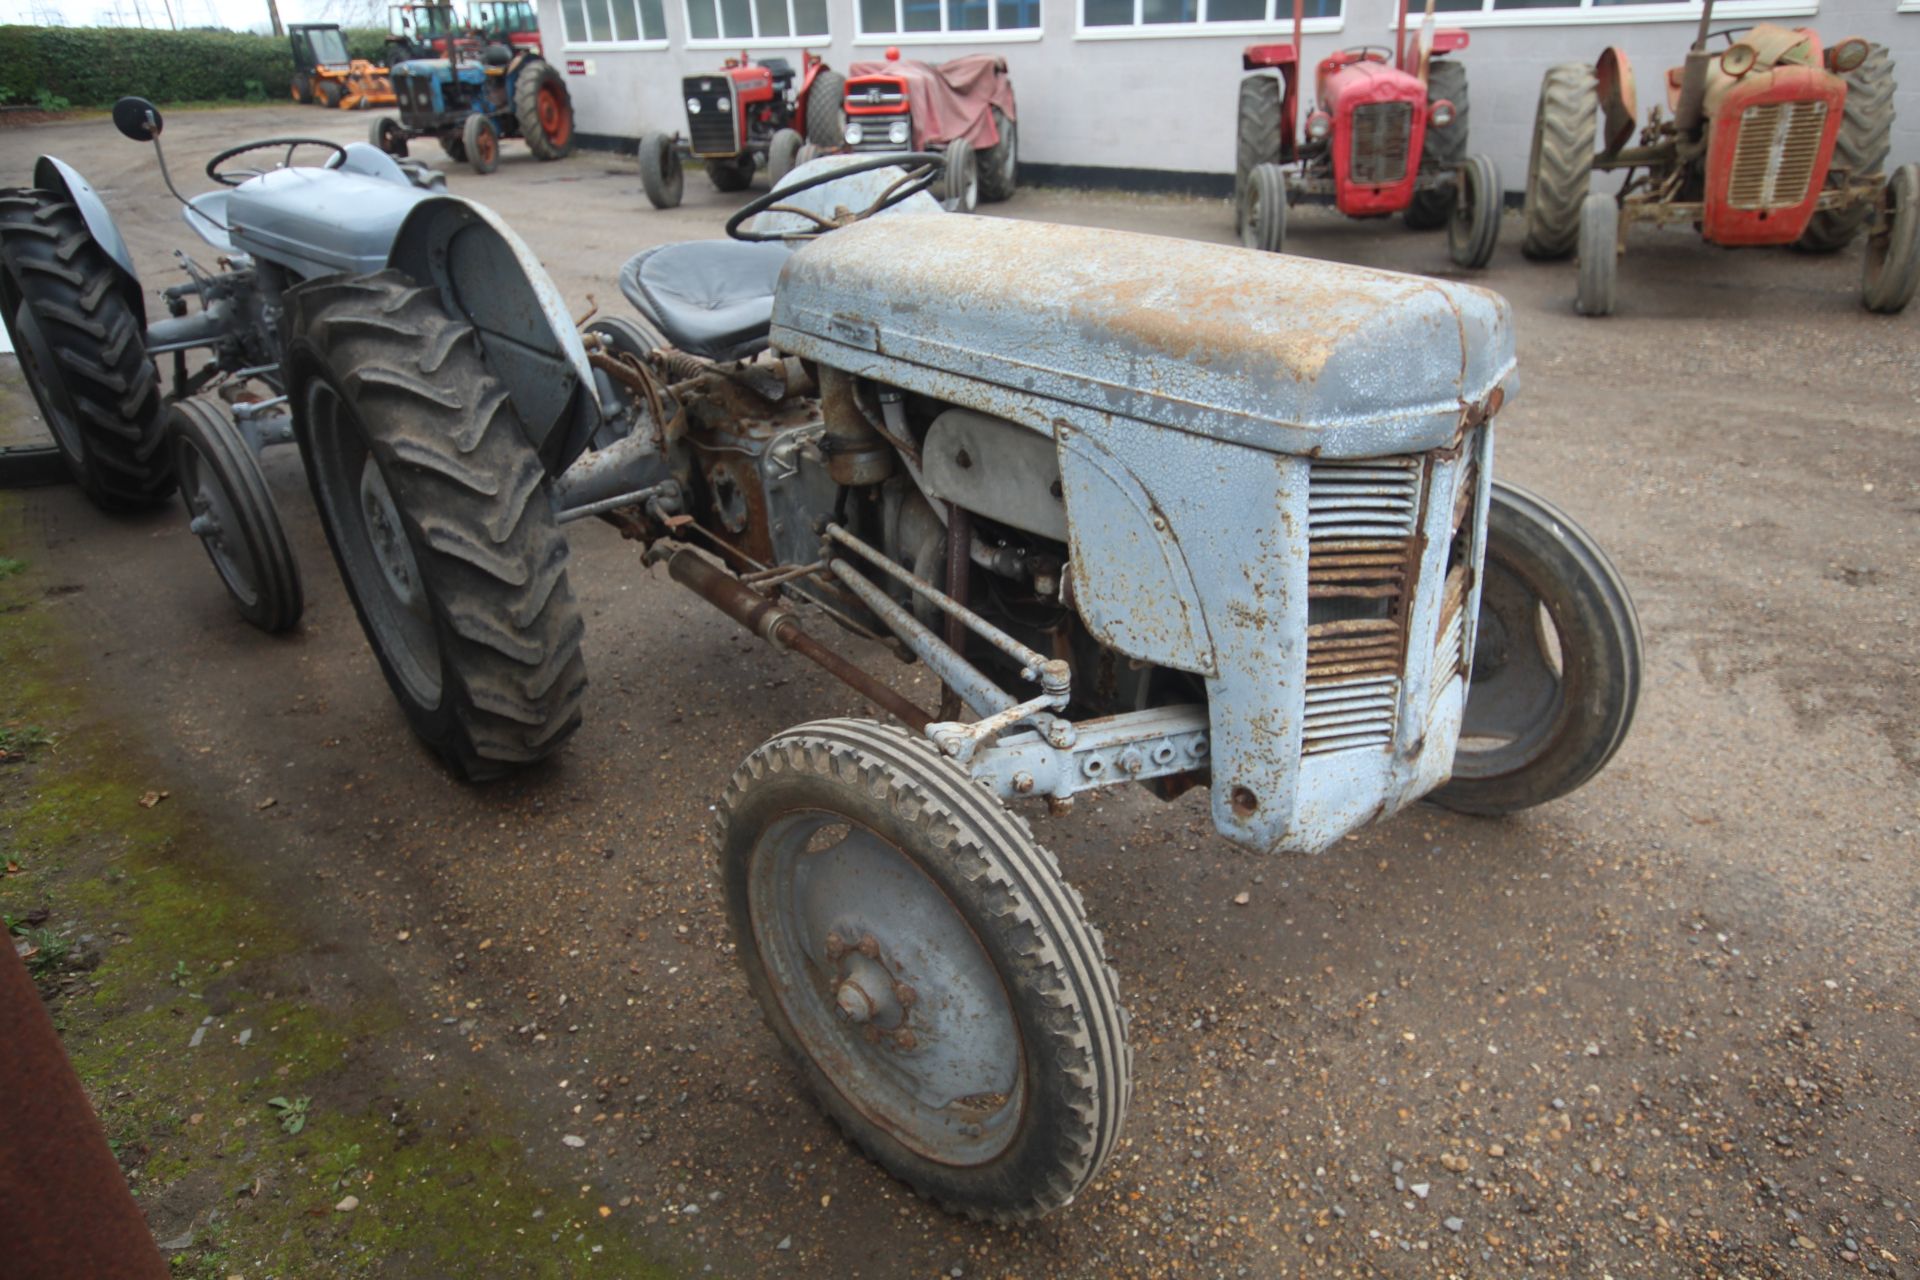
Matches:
[[2, 104, 1918, 1278]]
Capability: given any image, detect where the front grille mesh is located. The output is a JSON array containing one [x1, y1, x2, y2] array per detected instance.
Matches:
[[849, 110, 909, 152], [1728, 99, 1827, 210], [1303, 457, 1423, 755], [1350, 102, 1413, 185], [683, 77, 737, 156]]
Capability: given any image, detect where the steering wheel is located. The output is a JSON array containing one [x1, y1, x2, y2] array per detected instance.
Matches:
[[1706, 25, 1753, 45], [725, 152, 944, 243], [206, 137, 350, 187], [1340, 44, 1394, 63]]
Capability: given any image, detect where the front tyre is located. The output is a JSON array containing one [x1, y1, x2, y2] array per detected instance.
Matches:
[[514, 58, 574, 160], [1575, 191, 1618, 316], [767, 128, 803, 186], [1861, 163, 1920, 315], [977, 106, 1017, 203], [463, 113, 500, 175], [942, 137, 978, 213], [1447, 153, 1501, 270], [718, 718, 1130, 1223], [638, 132, 684, 209], [287, 271, 587, 781], [1241, 161, 1288, 254], [371, 116, 409, 157], [168, 396, 302, 633], [1432, 483, 1641, 817]]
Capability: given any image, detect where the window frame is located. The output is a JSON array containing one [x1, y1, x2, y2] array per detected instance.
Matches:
[[557, 0, 671, 49], [1075, 0, 1344, 42], [682, 0, 834, 48], [854, 0, 1047, 44], [1405, 0, 1817, 27]]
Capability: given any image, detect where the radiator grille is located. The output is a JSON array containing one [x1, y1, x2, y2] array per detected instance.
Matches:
[[1350, 102, 1413, 185], [1728, 99, 1827, 210], [1303, 457, 1424, 756], [848, 111, 910, 152], [683, 76, 739, 157]]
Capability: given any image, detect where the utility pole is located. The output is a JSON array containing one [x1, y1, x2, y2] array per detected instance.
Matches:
[[266, 0, 284, 35]]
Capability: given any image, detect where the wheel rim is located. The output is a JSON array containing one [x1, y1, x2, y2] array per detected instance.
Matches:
[[749, 811, 1026, 1167], [177, 435, 262, 608], [537, 83, 570, 146], [8, 295, 87, 469], [1241, 186, 1264, 249], [1454, 553, 1570, 779], [303, 377, 443, 707], [478, 127, 497, 167]]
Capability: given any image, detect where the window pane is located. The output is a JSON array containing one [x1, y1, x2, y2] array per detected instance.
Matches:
[[588, 0, 613, 41], [562, 0, 587, 39], [687, 0, 719, 37], [639, 0, 666, 35], [860, 0, 897, 28], [903, 0, 943, 29], [755, 0, 790, 33], [949, 0, 990, 27], [1428, 0, 1480, 10], [720, 0, 754, 35], [1083, 0, 1132, 23], [1205, 0, 1261, 19], [613, 0, 640, 40], [996, 0, 1039, 25], [794, 0, 829, 33], [1142, 0, 1196, 20], [1489, 0, 1570, 8], [1302, 0, 1339, 14]]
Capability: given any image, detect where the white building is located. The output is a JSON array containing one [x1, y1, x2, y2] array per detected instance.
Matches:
[[537, 0, 1918, 196]]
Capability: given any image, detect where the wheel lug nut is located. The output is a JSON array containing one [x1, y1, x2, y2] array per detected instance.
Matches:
[[824, 932, 847, 961], [892, 1029, 917, 1051], [892, 982, 916, 1009], [857, 934, 880, 959]]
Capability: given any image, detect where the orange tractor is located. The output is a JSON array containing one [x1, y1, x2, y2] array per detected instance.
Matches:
[[1521, 0, 1917, 315], [288, 23, 396, 111]]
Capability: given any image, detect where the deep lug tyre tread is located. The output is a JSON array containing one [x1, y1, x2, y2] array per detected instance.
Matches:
[[515, 59, 574, 160], [1797, 44, 1893, 254], [1406, 58, 1468, 230], [1234, 73, 1284, 232], [1522, 63, 1597, 261]]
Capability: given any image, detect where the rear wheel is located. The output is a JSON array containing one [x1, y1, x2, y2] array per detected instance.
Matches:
[[1432, 483, 1641, 817], [1797, 43, 1893, 254], [1235, 73, 1284, 235], [1522, 63, 1597, 261], [718, 718, 1130, 1223], [977, 106, 1017, 202], [371, 116, 409, 157], [437, 132, 468, 163], [806, 68, 845, 148], [707, 152, 756, 193], [1447, 153, 1501, 269], [768, 128, 803, 186], [942, 137, 978, 213], [1575, 191, 1618, 316], [168, 396, 302, 634], [515, 58, 573, 160], [292, 72, 314, 104], [287, 271, 587, 780], [1241, 162, 1288, 254], [1406, 58, 1468, 231], [1861, 163, 1920, 314], [463, 113, 500, 174], [638, 132, 684, 209], [0, 187, 173, 510]]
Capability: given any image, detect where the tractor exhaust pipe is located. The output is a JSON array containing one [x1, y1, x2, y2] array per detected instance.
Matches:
[[1673, 0, 1717, 136]]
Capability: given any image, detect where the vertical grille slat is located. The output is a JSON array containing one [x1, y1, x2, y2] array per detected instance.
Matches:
[[1728, 99, 1827, 210], [1350, 102, 1413, 185]]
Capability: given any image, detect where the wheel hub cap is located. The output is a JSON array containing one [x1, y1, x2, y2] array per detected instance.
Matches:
[[358, 456, 420, 610]]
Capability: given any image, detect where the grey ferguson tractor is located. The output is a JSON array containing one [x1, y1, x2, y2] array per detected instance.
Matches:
[[2, 121, 1641, 1221]]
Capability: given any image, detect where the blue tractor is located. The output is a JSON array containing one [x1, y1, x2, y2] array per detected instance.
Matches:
[[370, 44, 573, 175]]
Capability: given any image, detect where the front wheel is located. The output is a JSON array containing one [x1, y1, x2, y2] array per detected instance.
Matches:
[[638, 132, 684, 209], [942, 137, 978, 213], [1447, 153, 1501, 270], [767, 128, 803, 187], [1241, 161, 1288, 253], [718, 718, 1130, 1223], [287, 271, 587, 781], [371, 116, 409, 157], [168, 397, 302, 633], [463, 114, 500, 175], [1432, 483, 1641, 817], [977, 106, 1017, 203], [1861, 163, 1920, 315], [1575, 191, 1618, 316]]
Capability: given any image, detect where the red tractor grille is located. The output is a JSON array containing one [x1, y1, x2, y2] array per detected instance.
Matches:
[[1727, 99, 1828, 210], [1349, 102, 1413, 186]]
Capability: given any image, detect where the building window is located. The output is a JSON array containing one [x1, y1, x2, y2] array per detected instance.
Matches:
[[561, 0, 668, 43], [1421, 0, 1817, 21], [859, 0, 1041, 35], [687, 0, 831, 39], [1080, 0, 1337, 31]]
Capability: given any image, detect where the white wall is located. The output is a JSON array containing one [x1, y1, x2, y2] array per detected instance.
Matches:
[[539, 0, 1919, 191]]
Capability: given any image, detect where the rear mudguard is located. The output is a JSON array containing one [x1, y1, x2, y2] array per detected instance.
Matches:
[[384, 195, 601, 474], [31, 156, 145, 327]]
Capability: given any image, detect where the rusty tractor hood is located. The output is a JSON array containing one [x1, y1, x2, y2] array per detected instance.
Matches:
[[770, 216, 1513, 459]]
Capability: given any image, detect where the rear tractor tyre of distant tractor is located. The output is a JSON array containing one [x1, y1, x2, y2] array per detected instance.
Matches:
[[371, 117, 409, 157], [292, 72, 314, 104], [707, 152, 756, 194], [1575, 191, 1618, 317], [638, 132, 684, 209], [1406, 58, 1469, 231], [1861, 162, 1920, 315], [1521, 63, 1597, 261], [977, 106, 1017, 203], [805, 68, 846, 149], [315, 79, 343, 110], [767, 128, 803, 187], [288, 271, 588, 782], [1447, 153, 1501, 270], [1797, 43, 1894, 254], [168, 396, 303, 634], [464, 114, 500, 175], [1234, 73, 1284, 235], [942, 137, 978, 213], [1241, 162, 1288, 255], [515, 58, 574, 160], [794, 142, 822, 168]]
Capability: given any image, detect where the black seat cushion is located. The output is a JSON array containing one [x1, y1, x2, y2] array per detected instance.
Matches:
[[618, 241, 790, 363]]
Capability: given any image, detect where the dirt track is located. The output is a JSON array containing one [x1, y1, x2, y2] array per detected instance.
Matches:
[[3, 104, 1919, 1278]]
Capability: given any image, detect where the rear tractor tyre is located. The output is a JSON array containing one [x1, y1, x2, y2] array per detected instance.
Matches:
[[1240, 162, 1288, 254], [287, 271, 587, 780], [767, 128, 803, 187], [371, 116, 409, 157], [707, 152, 756, 194], [437, 132, 468, 164], [1862, 163, 1920, 315], [463, 114, 501, 175], [977, 106, 1017, 203], [1433, 482, 1641, 817], [942, 137, 978, 213], [1447, 153, 1501, 270], [794, 142, 822, 168], [515, 58, 574, 160], [1797, 43, 1893, 254], [291, 72, 314, 104], [717, 717, 1131, 1223], [1235, 73, 1284, 235], [1521, 63, 1597, 261], [638, 132, 684, 209], [805, 68, 846, 148], [1575, 191, 1618, 316], [1406, 58, 1469, 231], [168, 396, 302, 634], [0, 187, 173, 510]]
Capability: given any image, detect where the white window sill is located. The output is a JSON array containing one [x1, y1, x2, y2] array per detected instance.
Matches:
[[1898, 0, 1919, 13], [1075, 15, 1343, 38], [682, 34, 832, 48], [561, 38, 670, 49], [1410, 2, 1815, 28], [852, 28, 1046, 43]]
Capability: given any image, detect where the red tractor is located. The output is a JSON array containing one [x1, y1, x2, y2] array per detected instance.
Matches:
[[837, 50, 1018, 213], [1521, 0, 1917, 315], [1236, 0, 1499, 270], [637, 52, 845, 209], [469, 0, 542, 57]]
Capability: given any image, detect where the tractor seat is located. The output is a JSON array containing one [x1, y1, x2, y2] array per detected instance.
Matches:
[[762, 56, 794, 83], [618, 241, 791, 363]]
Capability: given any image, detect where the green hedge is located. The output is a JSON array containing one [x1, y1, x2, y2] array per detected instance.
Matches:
[[0, 25, 395, 109]]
